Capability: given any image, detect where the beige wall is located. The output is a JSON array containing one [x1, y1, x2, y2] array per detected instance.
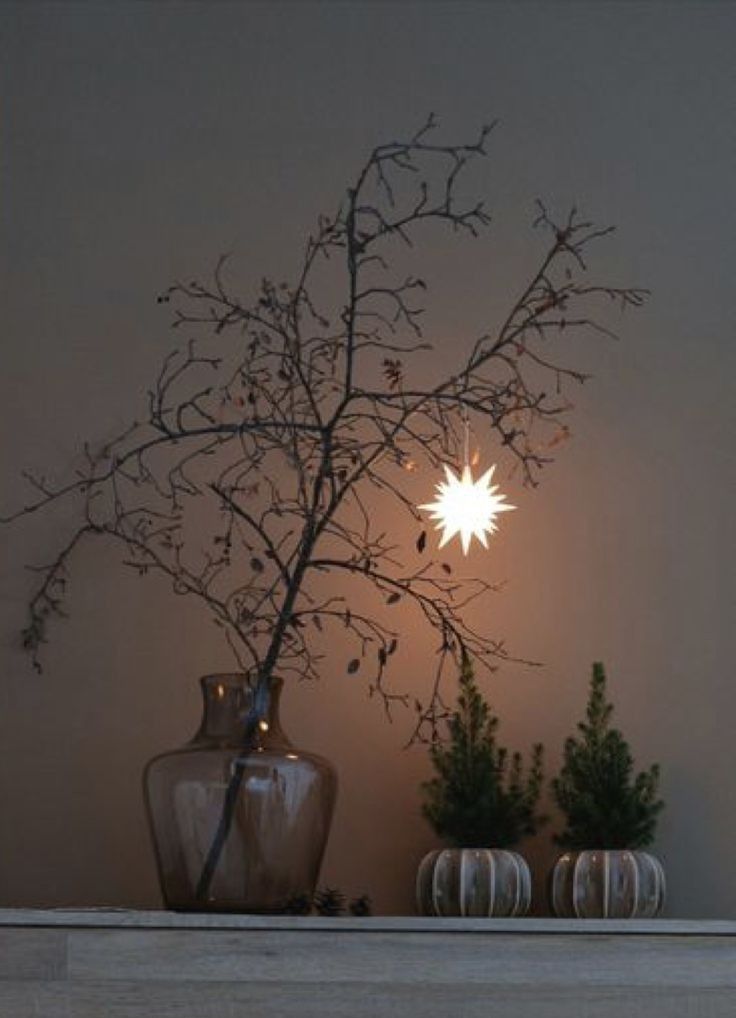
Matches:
[[1, 1, 734, 916]]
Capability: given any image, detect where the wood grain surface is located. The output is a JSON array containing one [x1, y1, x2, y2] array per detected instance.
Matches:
[[1, 910, 735, 1017]]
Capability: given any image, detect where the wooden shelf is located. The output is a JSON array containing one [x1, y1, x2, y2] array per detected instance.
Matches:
[[2, 909, 736, 1016]]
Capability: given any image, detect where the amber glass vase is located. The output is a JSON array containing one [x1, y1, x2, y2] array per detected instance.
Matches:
[[144, 674, 337, 912]]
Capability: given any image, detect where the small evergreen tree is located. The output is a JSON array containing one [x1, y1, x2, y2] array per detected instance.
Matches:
[[552, 662, 664, 850], [421, 654, 545, 848]]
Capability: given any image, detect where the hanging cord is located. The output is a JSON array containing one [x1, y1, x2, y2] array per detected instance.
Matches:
[[462, 405, 470, 470]]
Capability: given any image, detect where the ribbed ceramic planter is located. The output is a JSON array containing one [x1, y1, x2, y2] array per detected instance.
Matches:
[[551, 849, 665, 919], [416, 848, 532, 917]]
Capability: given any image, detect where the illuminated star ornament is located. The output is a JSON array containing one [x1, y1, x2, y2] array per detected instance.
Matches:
[[419, 462, 515, 555]]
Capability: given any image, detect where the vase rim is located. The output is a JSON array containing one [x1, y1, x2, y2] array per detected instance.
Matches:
[[557, 847, 656, 855], [199, 673, 247, 690], [199, 673, 285, 691]]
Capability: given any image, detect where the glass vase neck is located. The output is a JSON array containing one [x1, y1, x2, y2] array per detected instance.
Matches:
[[195, 674, 286, 746]]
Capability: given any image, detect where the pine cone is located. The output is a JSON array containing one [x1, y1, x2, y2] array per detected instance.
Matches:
[[283, 893, 313, 915], [349, 894, 373, 917], [314, 886, 346, 917]]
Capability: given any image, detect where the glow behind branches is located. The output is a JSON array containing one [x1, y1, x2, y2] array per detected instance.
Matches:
[[419, 463, 515, 555]]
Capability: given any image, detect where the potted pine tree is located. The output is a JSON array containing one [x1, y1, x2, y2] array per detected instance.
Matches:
[[417, 654, 545, 917], [550, 662, 666, 918]]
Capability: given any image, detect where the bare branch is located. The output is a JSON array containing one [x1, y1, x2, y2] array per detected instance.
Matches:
[[3, 118, 645, 737]]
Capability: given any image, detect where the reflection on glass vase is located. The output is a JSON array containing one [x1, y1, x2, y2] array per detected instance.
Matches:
[[144, 674, 337, 912]]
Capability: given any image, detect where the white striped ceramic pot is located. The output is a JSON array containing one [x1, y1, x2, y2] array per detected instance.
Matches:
[[416, 848, 532, 917], [551, 850, 666, 919]]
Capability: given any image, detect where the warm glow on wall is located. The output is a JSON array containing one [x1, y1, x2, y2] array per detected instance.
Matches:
[[419, 462, 515, 555]]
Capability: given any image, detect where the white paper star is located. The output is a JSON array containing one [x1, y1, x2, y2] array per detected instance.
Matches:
[[419, 463, 515, 555]]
